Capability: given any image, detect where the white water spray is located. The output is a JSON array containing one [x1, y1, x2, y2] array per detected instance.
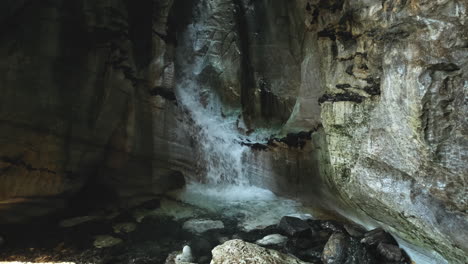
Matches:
[[177, 78, 248, 185]]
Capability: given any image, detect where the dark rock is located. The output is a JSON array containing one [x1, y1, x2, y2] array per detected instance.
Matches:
[[166, 171, 186, 191], [296, 246, 323, 263], [345, 237, 376, 264], [240, 141, 269, 151], [287, 237, 315, 250], [360, 228, 398, 247], [428, 63, 460, 72], [336, 84, 351, 89], [318, 27, 337, 41], [345, 65, 354, 75], [268, 131, 312, 149], [319, 220, 345, 233], [278, 216, 312, 237], [149, 86, 177, 102], [318, 91, 365, 104], [190, 237, 214, 258], [377, 243, 403, 262], [343, 223, 366, 238], [322, 232, 349, 264], [139, 199, 161, 210], [197, 255, 211, 264]]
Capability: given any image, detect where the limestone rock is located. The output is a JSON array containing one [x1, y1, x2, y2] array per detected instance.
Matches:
[[210, 239, 311, 264]]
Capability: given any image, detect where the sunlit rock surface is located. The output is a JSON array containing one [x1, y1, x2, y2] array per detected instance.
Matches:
[[311, 1, 468, 262], [210, 239, 311, 264]]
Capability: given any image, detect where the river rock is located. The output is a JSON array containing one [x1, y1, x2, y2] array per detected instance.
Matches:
[[278, 216, 311, 237], [183, 219, 224, 234], [210, 239, 311, 264], [322, 233, 349, 264], [256, 234, 288, 247]]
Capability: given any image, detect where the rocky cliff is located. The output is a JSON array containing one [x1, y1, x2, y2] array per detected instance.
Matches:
[[0, 0, 466, 263]]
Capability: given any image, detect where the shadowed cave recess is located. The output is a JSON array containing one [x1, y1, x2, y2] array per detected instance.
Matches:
[[0, 0, 466, 263]]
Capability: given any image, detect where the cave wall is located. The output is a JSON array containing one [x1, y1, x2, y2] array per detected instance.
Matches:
[[0, 0, 195, 222]]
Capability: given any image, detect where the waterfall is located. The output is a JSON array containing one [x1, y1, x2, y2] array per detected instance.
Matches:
[[177, 78, 248, 185], [173, 0, 253, 186]]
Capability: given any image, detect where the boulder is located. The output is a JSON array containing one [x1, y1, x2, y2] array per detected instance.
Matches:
[[278, 216, 311, 237], [322, 233, 349, 264], [210, 239, 311, 264], [376, 243, 406, 262]]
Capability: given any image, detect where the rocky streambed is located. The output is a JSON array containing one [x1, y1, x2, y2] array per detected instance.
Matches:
[[0, 189, 414, 264]]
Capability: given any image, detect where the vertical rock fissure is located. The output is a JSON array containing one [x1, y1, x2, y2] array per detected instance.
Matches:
[[233, 0, 256, 128]]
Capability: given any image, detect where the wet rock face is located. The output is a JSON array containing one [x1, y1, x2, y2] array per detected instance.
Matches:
[[310, 0, 468, 262], [0, 0, 196, 223]]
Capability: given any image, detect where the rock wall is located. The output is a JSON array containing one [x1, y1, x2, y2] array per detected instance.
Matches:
[[308, 1, 467, 263], [0, 0, 195, 222]]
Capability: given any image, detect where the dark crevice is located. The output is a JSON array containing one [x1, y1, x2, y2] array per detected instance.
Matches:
[[428, 63, 460, 72], [149, 86, 177, 102], [233, 0, 256, 127], [123, 0, 154, 69], [268, 131, 313, 149], [318, 91, 365, 104]]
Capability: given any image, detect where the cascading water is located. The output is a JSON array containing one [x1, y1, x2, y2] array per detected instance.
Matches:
[[177, 79, 248, 186], [170, 1, 305, 231]]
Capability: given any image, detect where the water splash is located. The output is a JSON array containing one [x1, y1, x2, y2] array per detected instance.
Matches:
[[177, 183, 302, 231]]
